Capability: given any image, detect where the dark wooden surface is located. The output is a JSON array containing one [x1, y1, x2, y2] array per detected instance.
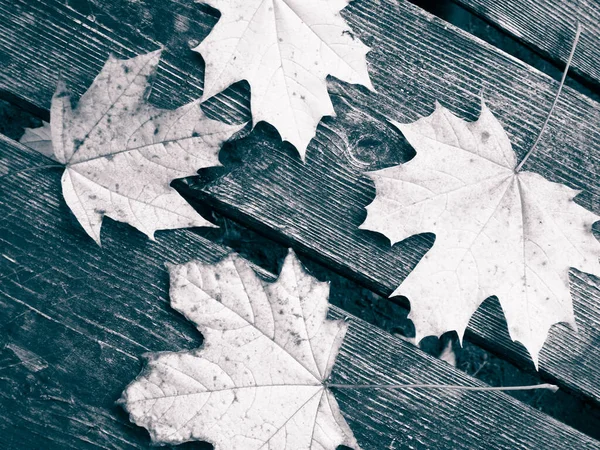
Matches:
[[2, 0, 597, 404], [3, 136, 598, 448], [1, 0, 599, 447], [451, 0, 600, 87]]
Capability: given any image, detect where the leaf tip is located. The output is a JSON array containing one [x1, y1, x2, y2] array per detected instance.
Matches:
[[114, 392, 127, 408], [567, 316, 579, 333], [92, 234, 103, 247], [295, 147, 308, 163], [53, 77, 70, 99], [199, 86, 217, 104], [456, 329, 466, 347], [361, 74, 376, 93]]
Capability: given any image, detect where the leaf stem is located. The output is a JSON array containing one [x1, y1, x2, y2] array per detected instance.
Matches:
[[0, 164, 64, 180], [328, 383, 558, 393], [515, 22, 582, 173]]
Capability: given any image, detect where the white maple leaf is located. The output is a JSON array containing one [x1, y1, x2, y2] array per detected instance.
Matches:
[[120, 250, 359, 449], [195, 0, 374, 158], [360, 101, 600, 366], [20, 51, 243, 244]]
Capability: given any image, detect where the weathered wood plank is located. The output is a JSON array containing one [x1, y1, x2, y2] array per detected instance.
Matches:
[[1, 135, 598, 449], [186, 101, 600, 404], [451, 0, 600, 88], [0, 0, 599, 406]]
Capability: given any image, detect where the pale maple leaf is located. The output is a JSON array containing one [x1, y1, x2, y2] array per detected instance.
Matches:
[[360, 101, 600, 367], [195, 0, 374, 158], [20, 51, 243, 245], [120, 250, 359, 449]]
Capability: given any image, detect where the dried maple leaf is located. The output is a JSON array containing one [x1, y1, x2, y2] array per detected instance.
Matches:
[[195, 0, 374, 158], [120, 250, 359, 449], [360, 101, 600, 366], [20, 51, 243, 245]]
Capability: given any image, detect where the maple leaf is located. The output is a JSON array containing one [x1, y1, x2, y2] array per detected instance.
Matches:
[[120, 250, 359, 449], [360, 101, 600, 366], [195, 0, 374, 158], [20, 51, 243, 245]]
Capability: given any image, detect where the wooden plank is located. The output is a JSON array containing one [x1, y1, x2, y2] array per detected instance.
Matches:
[[1, 135, 598, 449], [451, 0, 600, 87], [186, 103, 600, 404], [0, 0, 599, 406]]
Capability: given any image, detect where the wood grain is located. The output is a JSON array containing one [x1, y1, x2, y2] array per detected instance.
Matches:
[[452, 0, 600, 87], [0, 0, 599, 407], [1, 135, 598, 449]]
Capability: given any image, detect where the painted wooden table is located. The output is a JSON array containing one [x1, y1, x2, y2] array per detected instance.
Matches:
[[1, 0, 599, 448]]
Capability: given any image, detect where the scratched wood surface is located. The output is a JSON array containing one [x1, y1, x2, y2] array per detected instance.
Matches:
[[3, 137, 598, 448], [2, 0, 598, 405], [1, 0, 600, 446], [452, 0, 600, 87]]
